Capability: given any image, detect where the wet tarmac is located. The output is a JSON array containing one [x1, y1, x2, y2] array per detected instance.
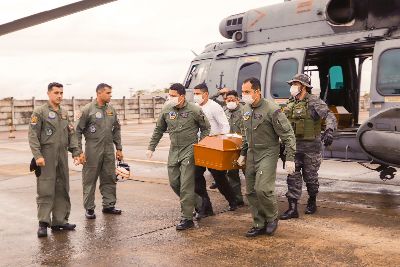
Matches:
[[0, 124, 399, 267]]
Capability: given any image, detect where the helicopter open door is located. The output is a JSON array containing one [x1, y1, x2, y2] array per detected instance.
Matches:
[[265, 50, 305, 101]]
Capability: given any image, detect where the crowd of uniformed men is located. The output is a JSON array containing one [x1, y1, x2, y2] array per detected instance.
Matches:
[[29, 73, 337, 238]]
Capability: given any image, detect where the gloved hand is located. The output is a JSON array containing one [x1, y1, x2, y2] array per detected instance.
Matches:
[[285, 161, 296, 175], [237, 155, 246, 167], [322, 129, 334, 147], [146, 150, 153, 160]]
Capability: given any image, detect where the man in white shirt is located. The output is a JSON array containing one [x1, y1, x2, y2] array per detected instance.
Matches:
[[193, 83, 238, 219]]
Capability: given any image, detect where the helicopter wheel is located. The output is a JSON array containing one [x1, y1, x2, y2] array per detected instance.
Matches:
[[379, 166, 397, 181]]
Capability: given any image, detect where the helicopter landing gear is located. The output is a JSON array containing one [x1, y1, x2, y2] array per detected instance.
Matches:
[[358, 162, 397, 181]]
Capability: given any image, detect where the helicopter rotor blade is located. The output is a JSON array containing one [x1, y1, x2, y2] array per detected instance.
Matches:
[[0, 0, 117, 37]]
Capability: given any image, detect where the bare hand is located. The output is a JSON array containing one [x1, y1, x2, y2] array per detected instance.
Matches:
[[79, 153, 86, 165], [73, 157, 80, 166], [36, 157, 45, 167], [116, 150, 123, 161]]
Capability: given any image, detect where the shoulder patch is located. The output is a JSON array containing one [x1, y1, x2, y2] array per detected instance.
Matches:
[[30, 115, 38, 125]]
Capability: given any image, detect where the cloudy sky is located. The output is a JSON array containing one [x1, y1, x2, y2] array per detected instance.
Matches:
[[0, 0, 282, 99]]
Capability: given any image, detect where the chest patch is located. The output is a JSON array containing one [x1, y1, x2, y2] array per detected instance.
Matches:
[[180, 112, 188, 118], [253, 113, 263, 120], [169, 112, 177, 120], [243, 111, 251, 121], [45, 128, 53, 136], [95, 112, 103, 119], [106, 109, 113, 116], [48, 111, 56, 119], [89, 125, 96, 133]]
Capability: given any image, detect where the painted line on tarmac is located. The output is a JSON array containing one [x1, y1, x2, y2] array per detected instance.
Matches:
[[124, 158, 167, 165]]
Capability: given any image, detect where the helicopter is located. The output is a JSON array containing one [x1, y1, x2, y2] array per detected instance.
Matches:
[[183, 0, 400, 180]]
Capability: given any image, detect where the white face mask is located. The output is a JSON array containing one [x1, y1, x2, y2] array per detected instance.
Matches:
[[226, 102, 238, 110], [168, 96, 180, 107], [193, 94, 204, 105], [290, 85, 301, 97], [242, 94, 254, 105]]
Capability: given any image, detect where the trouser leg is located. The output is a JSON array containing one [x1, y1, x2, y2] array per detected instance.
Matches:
[[99, 152, 117, 208], [194, 165, 210, 199], [245, 155, 266, 228], [254, 155, 279, 223], [51, 160, 71, 225], [285, 153, 304, 200], [168, 158, 195, 220], [82, 156, 100, 210], [227, 169, 243, 203], [209, 168, 236, 205], [36, 164, 56, 225], [302, 152, 322, 197]]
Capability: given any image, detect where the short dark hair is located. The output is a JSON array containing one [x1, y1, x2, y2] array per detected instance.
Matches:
[[48, 82, 63, 92], [96, 83, 112, 93], [169, 83, 186, 95], [243, 77, 261, 91], [193, 83, 209, 93], [226, 90, 238, 98]]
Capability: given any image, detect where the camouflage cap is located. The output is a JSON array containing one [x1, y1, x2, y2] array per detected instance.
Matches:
[[287, 73, 312, 88]]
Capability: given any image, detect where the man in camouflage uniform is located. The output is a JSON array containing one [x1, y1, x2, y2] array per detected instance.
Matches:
[[224, 90, 245, 206], [76, 83, 123, 219], [237, 77, 296, 237], [28, 82, 81, 238], [147, 83, 210, 230], [280, 74, 337, 220]]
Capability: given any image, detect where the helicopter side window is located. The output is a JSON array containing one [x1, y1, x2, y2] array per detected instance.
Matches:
[[377, 48, 400, 95], [184, 63, 209, 89], [329, 66, 344, 90], [271, 58, 298, 98], [236, 62, 262, 96]]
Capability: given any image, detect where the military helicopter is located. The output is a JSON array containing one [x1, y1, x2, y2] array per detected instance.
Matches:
[[183, 0, 400, 180]]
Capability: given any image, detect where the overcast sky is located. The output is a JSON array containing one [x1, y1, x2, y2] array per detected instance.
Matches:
[[0, 0, 283, 99]]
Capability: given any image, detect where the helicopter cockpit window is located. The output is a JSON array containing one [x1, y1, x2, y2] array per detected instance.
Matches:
[[377, 49, 400, 95], [271, 58, 298, 98], [184, 62, 209, 89], [329, 66, 344, 90], [236, 62, 262, 96]]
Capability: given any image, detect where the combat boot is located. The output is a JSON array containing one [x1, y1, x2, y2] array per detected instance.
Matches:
[[51, 223, 76, 231], [176, 219, 194, 230], [37, 222, 48, 238], [279, 198, 299, 220], [305, 195, 317, 214], [245, 226, 266, 237], [102, 207, 122, 215], [85, 209, 96, 219], [266, 219, 278, 236]]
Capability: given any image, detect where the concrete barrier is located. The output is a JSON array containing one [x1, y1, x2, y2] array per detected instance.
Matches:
[[0, 96, 166, 132]]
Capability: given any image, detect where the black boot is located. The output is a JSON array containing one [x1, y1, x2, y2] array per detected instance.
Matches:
[[305, 195, 317, 214], [280, 198, 299, 220], [176, 219, 194, 230], [37, 222, 48, 238], [102, 207, 122, 215], [51, 223, 76, 231], [266, 219, 279, 236], [85, 209, 96, 219], [245, 226, 266, 237]]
